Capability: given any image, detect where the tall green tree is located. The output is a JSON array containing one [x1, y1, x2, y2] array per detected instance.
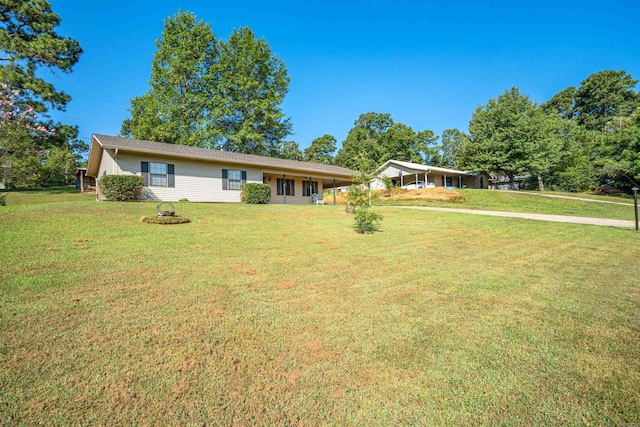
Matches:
[[334, 112, 437, 172], [439, 128, 469, 169], [212, 27, 291, 155], [461, 87, 563, 190], [382, 123, 438, 164], [121, 11, 217, 147], [271, 140, 303, 161], [574, 70, 638, 132], [0, 0, 82, 113], [334, 112, 391, 172], [598, 111, 640, 189], [543, 122, 600, 192], [542, 86, 577, 120], [304, 134, 336, 164], [0, 0, 82, 188]]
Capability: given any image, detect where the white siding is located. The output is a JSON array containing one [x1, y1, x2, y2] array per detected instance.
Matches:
[[378, 165, 428, 187], [98, 149, 116, 178], [115, 153, 262, 202]]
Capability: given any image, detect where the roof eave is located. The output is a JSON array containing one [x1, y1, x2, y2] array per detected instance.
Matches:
[[96, 140, 354, 179], [86, 136, 103, 177]]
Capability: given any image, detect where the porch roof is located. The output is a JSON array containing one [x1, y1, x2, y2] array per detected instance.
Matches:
[[376, 159, 473, 176]]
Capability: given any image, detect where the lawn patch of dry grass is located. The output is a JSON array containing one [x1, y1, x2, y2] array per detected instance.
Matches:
[[376, 187, 465, 202]]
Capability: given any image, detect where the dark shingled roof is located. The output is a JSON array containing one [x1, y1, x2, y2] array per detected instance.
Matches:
[[93, 134, 354, 177]]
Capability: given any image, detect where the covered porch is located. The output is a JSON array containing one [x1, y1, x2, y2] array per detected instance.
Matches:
[[262, 171, 352, 204]]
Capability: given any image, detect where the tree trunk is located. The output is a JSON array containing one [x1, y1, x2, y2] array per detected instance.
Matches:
[[537, 173, 545, 192], [509, 173, 515, 190]]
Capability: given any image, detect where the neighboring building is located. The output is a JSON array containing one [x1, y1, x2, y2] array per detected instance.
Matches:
[[86, 134, 354, 204], [488, 175, 532, 190], [76, 168, 96, 193], [372, 160, 489, 190]]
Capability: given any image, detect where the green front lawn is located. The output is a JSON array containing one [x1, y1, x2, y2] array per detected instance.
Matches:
[[1, 194, 639, 425]]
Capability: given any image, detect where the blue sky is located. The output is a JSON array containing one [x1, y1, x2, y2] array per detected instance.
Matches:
[[47, 0, 640, 152]]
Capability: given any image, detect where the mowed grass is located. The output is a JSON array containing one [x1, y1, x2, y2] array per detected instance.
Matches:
[[1, 193, 639, 425], [1, 186, 96, 206]]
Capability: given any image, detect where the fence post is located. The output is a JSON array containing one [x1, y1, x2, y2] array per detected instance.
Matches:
[[633, 187, 638, 231]]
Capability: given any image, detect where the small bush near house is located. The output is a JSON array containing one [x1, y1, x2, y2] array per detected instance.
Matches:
[[0, 193, 6, 206], [241, 183, 271, 204], [100, 175, 144, 201]]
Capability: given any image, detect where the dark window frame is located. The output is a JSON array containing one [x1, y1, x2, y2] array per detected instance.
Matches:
[[276, 178, 295, 196], [141, 161, 174, 188], [302, 180, 319, 197], [222, 169, 247, 191]]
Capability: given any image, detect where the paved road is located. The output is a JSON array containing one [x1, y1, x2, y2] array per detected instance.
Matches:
[[387, 206, 637, 229], [511, 191, 634, 206]]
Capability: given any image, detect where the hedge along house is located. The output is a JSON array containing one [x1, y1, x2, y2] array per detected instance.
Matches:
[[86, 135, 355, 204], [371, 159, 489, 190]]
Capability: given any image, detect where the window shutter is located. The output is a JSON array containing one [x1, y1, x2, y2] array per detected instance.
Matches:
[[167, 164, 175, 188], [141, 162, 149, 186], [222, 169, 228, 190], [241, 171, 247, 186]]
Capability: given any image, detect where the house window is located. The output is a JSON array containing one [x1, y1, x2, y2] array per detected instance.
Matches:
[[141, 161, 174, 187], [222, 169, 246, 190], [302, 180, 318, 197], [150, 162, 167, 186], [277, 178, 295, 196]]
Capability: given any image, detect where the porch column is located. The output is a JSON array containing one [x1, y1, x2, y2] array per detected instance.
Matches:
[[459, 176, 462, 188], [333, 179, 336, 205], [309, 176, 313, 203], [283, 174, 286, 204], [79, 171, 84, 193], [415, 173, 418, 186], [444, 174, 447, 187]]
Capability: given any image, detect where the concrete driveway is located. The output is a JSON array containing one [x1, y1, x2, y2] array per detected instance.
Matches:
[[387, 206, 637, 229]]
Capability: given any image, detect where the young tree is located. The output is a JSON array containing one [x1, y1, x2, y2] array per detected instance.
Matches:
[[346, 171, 382, 233], [212, 27, 291, 155], [121, 11, 217, 147], [304, 134, 336, 164]]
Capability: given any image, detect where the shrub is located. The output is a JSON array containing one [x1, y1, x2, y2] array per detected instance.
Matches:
[[100, 175, 144, 201], [353, 208, 383, 233], [346, 172, 383, 233], [0, 193, 5, 206], [241, 183, 271, 204]]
